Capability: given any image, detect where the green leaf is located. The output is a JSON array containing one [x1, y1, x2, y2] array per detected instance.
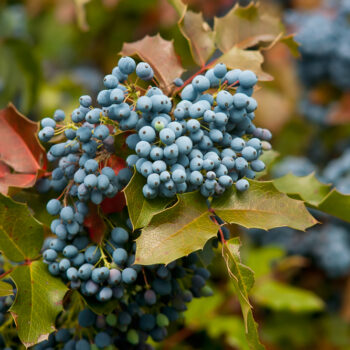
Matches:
[[135, 191, 217, 265], [214, 2, 282, 52], [280, 34, 300, 57], [256, 150, 279, 179], [273, 173, 331, 206], [222, 238, 265, 350], [0, 193, 44, 262], [245, 246, 285, 279], [273, 173, 350, 223], [0, 280, 13, 297], [120, 34, 185, 94], [212, 181, 317, 231], [219, 47, 273, 81], [113, 130, 133, 159], [9, 261, 68, 347], [196, 237, 216, 267], [178, 10, 216, 67], [124, 171, 174, 230], [252, 280, 324, 312]]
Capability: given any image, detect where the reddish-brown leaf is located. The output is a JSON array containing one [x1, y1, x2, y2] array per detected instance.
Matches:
[[101, 191, 126, 215], [120, 34, 185, 94], [106, 155, 126, 176], [328, 93, 350, 125], [0, 104, 46, 194], [84, 205, 107, 244]]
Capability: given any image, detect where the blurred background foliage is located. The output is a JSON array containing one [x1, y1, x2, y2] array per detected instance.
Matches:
[[2, 0, 350, 349]]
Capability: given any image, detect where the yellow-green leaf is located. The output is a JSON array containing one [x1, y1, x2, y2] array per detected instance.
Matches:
[[0, 193, 44, 262], [120, 34, 185, 94], [219, 47, 273, 81], [135, 191, 217, 265], [223, 238, 265, 350], [178, 10, 216, 67], [124, 171, 174, 230], [214, 2, 283, 52], [0, 280, 13, 297], [252, 280, 324, 312], [273, 173, 331, 206], [212, 181, 317, 231], [10, 261, 68, 347]]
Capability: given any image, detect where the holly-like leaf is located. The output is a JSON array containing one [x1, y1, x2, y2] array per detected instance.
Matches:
[[0, 104, 45, 194], [255, 150, 279, 179], [212, 181, 317, 231], [10, 261, 68, 347], [113, 131, 133, 159], [0, 193, 44, 262], [273, 173, 331, 206], [219, 47, 273, 81], [222, 238, 265, 350], [251, 280, 324, 312], [0, 280, 13, 297], [280, 34, 300, 57], [135, 191, 217, 265], [124, 171, 174, 230], [214, 2, 282, 52], [120, 34, 185, 94], [178, 10, 216, 67], [273, 173, 350, 223]]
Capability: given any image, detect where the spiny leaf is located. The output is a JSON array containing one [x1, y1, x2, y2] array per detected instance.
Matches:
[[273, 173, 331, 206], [124, 171, 174, 230], [280, 34, 300, 57], [0, 193, 44, 262], [219, 47, 273, 81], [10, 261, 68, 348], [255, 150, 279, 179], [178, 10, 216, 67], [214, 2, 283, 52], [0, 280, 13, 297], [212, 180, 317, 231], [120, 34, 185, 94], [222, 238, 265, 350], [251, 280, 324, 312], [0, 104, 46, 194], [273, 173, 350, 223], [135, 191, 217, 265]]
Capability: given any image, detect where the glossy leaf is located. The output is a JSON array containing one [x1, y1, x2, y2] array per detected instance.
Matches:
[[0, 280, 14, 297], [0, 193, 44, 262], [223, 238, 265, 350], [84, 204, 107, 244], [252, 280, 324, 312], [212, 180, 317, 231], [124, 171, 174, 230], [273, 173, 350, 223], [273, 173, 331, 206], [178, 10, 216, 67], [214, 3, 282, 52], [219, 47, 273, 81], [10, 261, 68, 347], [135, 191, 217, 265], [0, 104, 45, 194], [120, 34, 185, 94]]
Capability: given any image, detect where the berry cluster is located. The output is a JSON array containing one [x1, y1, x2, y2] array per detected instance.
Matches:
[[286, 0, 350, 124], [126, 63, 271, 198]]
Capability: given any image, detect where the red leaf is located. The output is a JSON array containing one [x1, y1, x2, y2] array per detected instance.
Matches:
[[107, 155, 126, 176], [0, 104, 46, 194], [101, 191, 126, 215], [84, 205, 107, 244]]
